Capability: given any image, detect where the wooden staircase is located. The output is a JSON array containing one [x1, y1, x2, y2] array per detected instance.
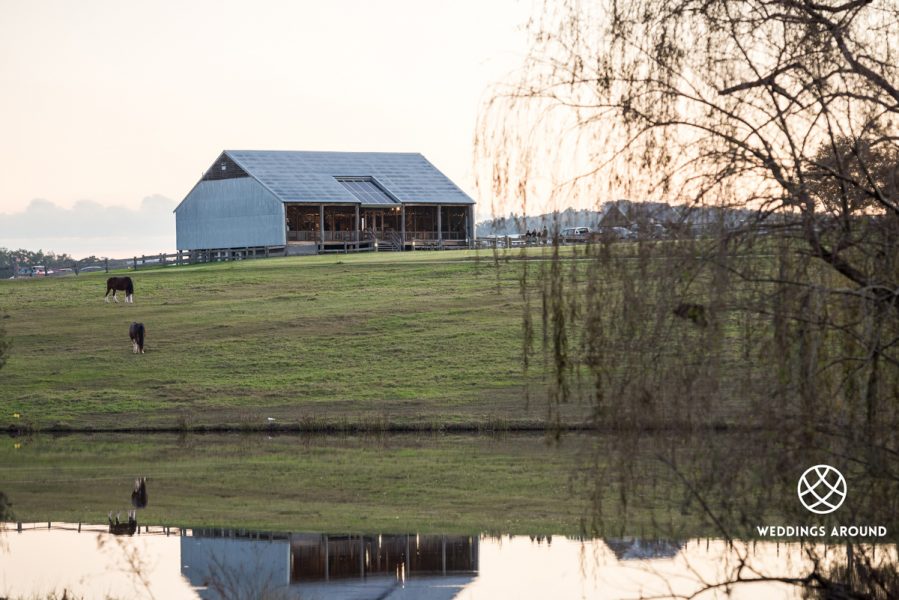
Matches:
[[377, 231, 404, 251]]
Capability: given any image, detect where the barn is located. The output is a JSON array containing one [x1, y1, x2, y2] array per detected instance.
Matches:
[[175, 150, 476, 253]]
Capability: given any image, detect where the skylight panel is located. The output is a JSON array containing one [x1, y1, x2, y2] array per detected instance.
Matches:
[[334, 177, 398, 205]]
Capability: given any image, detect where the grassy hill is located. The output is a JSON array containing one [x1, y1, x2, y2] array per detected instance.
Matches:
[[0, 250, 583, 431]]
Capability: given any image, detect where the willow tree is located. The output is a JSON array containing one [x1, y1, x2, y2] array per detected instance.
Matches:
[[479, 0, 899, 430], [478, 1, 899, 590]]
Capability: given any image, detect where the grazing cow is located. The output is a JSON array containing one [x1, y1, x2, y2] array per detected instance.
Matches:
[[131, 476, 148, 509], [129, 322, 146, 354], [105, 276, 135, 303]]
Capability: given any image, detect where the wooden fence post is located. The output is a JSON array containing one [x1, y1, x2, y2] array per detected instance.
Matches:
[[133, 257, 137, 271]]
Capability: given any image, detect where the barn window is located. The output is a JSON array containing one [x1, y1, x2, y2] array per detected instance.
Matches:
[[221, 163, 227, 171]]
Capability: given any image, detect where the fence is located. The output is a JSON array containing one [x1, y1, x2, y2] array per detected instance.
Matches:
[[127, 246, 283, 270], [5, 245, 288, 278], [4, 235, 481, 279]]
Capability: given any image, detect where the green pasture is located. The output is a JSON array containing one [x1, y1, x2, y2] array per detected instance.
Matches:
[[0, 249, 590, 430]]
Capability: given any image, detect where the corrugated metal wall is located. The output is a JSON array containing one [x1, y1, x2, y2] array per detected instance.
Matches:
[[175, 178, 286, 250]]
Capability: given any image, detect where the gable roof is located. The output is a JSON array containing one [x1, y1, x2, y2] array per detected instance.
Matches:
[[220, 150, 475, 205]]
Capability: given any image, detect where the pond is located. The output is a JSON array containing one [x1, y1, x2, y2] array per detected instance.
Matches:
[[4, 523, 885, 599], [1, 432, 897, 598]]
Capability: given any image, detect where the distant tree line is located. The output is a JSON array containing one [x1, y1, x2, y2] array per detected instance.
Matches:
[[477, 207, 607, 236], [475, 202, 757, 237], [0, 247, 104, 279]]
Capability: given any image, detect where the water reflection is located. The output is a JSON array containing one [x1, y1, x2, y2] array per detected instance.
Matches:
[[604, 537, 682, 561], [182, 530, 478, 599], [5, 522, 894, 599]]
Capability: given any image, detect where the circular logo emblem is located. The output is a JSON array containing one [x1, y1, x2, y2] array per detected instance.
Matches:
[[798, 465, 847, 514]]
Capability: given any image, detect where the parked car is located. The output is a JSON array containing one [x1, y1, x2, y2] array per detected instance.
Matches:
[[31, 265, 47, 277], [560, 227, 592, 243]]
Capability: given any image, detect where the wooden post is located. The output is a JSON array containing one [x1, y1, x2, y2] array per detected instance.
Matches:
[[401, 205, 406, 251], [324, 534, 330, 582], [319, 205, 325, 253], [355, 204, 360, 245], [406, 534, 411, 577], [437, 205, 442, 245], [133, 257, 137, 270], [265, 246, 270, 258]]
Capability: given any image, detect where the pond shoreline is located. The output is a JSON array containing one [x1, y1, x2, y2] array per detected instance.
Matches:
[[5, 420, 760, 435]]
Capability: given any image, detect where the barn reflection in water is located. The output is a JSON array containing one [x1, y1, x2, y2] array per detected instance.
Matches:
[[182, 529, 478, 599]]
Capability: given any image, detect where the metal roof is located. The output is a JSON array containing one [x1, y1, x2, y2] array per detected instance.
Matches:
[[224, 150, 475, 205]]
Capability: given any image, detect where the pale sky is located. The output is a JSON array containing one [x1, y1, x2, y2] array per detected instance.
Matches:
[[0, 0, 532, 257]]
